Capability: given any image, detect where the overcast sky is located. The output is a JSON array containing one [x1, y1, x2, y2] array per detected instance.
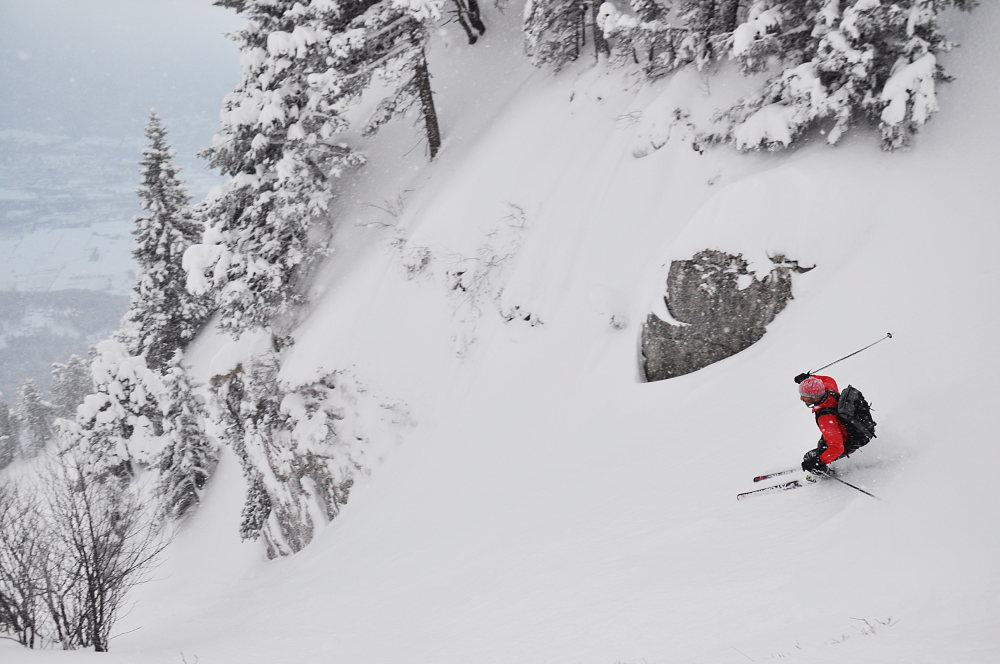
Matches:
[[0, 0, 241, 174]]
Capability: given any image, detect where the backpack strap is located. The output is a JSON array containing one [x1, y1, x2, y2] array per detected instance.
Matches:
[[813, 391, 841, 425], [814, 406, 839, 423], [815, 393, 857, 453]]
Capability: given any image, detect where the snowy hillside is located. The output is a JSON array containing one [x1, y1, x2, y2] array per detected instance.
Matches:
[[5, 3, 1000, 663]]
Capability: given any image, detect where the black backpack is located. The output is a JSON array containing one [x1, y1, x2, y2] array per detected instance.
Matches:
[[815, 385, 876, 454]]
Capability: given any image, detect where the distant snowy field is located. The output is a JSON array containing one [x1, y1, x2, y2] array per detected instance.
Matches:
[[4, 4, 1000, 664], [0, 0, 240, 388], [0, 222, 133, 294], [0, 127, 226, 295], [0, 125, 223, 393]]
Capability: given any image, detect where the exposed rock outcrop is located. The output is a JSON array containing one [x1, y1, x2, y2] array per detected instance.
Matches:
[[641, 250, 812, 382]]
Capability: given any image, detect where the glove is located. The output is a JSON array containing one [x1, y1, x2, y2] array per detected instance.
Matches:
[[794, 372, 811, 384], [801, 449, 828, 474]]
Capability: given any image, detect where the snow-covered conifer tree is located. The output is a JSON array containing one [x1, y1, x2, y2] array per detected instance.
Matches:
[[156, 354, 218, 520], [209, 354, 406, 558], [598, 0, 744, 76], [353, 0, 444, 157], [15, 380, 53, 457], [542, 0, 746, 75], [674, 0, 742, 66], [188, 0, 455, 333], [62, 341, 164, 479], [186, 0, 368, 335], [50, 355, 94, 420], [121, 111, 212, 370], [865, 0, 978, 149], [208, 354, 284, 547], [599, 0, 684, 77], [0, 397, 18, 468], [524, 0, 610, 70], [708, 0, 978, 150]]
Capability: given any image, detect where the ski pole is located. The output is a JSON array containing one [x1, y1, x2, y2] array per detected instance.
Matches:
[[816, 471, 881, 500], [810, 332, 893, 374]]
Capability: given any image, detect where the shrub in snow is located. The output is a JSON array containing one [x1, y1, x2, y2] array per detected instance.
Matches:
[[642, 250, 812, 381], [0, 461, 168, 652], [394, 237, 434, 278], [0, 484, 43, 647], [445, 215, 529, 355], [120, 111, 212, 371]]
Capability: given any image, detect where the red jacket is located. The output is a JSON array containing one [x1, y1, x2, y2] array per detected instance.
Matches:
[[810, 375, 848, 464]]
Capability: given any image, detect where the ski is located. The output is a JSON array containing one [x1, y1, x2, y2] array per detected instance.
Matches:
[[737, 475, 819, 501], [753, 468, 799, 483]]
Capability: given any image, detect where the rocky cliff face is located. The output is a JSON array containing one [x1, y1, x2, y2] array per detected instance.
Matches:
[[641, 250, 811, 382]]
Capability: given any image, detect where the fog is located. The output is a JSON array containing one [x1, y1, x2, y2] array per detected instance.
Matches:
[[0, 0, 241, 397], [1, 0, 239, 149]]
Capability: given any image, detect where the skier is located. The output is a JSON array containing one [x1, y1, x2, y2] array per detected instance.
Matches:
[[738, 371, 880, 500], [739, 338, 888, 500], [795, 373, 847, 474]]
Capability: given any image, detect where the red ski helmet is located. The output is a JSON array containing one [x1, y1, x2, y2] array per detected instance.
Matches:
[[798, 377, 827, 401]]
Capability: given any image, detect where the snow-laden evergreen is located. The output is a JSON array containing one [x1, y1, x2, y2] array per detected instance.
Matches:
[[523, 0, 584, 69], [355, 0, 444, 157], [539, 0, 976, 149], [185, 0, 367, 335], [186, 0, 453, 335], [208, 348, 410, 558], [48, 355, 93, 420], [0, 399, 16, 469], [120, 111, 212, 371], [707, 0, 978, 149], [60, 341, 164, 479], [14, 380, 53, 459], [155, 354, 218, 521]]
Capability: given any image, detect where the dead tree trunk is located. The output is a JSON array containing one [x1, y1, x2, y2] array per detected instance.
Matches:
[[465, 0, 486, 34], [452, 0, 486, 44], [590, 0, 610, 59], [713, 0, 741, 34], [413, 49, 442, 159]]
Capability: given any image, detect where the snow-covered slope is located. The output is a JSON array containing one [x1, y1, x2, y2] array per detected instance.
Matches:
[[8, 5, 999, 663]]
